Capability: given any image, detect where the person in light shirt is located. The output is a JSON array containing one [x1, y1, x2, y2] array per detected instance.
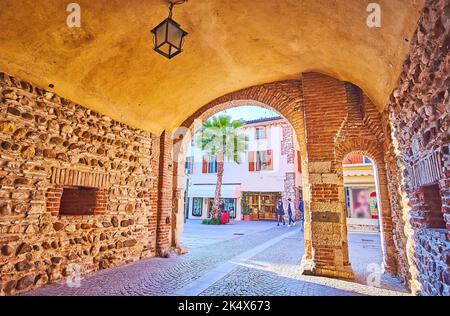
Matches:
[[286, 198, 296, 227]]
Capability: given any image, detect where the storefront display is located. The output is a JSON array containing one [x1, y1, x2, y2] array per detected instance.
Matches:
[[244, 192, 280, 220], [345, 187, 378, 219], [206, 198, 237, 218], [192, 197, 203, 217]]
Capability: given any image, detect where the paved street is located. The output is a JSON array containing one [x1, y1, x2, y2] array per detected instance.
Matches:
[[26, 220, 408, 296]]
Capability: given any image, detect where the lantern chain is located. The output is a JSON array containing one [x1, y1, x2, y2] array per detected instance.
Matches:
[[168, 0, 188, 18]]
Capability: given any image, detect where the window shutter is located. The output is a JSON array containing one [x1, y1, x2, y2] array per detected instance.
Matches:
[[249, 151, 255, 171], [267, 150, 273, 170], [202, 155, 208, 173]]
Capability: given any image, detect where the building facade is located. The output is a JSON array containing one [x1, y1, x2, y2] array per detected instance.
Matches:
[[184, 117, 302, 221], [343, 154, 380, 232]]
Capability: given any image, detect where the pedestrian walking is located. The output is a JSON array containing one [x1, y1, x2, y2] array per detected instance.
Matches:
[[298, 196, 304, 231], [276, 199, 285, 226], [287, 198, 296, 227]]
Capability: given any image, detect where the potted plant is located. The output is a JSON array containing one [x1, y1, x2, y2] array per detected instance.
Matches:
[[242, 200, 252, 221]]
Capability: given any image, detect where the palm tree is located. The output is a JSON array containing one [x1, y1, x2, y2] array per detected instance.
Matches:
[[196, 115, 248, 219]]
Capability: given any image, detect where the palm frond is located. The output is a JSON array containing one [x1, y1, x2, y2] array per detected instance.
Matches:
[[196, 114, 248, 161]]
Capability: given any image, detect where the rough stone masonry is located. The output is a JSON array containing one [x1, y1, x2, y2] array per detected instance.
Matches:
[[0, 72, 163, 295], [384, 0, 450, 296]]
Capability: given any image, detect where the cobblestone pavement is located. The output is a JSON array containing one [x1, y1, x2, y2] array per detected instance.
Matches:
[[26, 221, 409, 296], [200, 233, 408, 296]]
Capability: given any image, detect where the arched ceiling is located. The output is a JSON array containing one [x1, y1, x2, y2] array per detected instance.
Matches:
[[0, 0, 424, 134]]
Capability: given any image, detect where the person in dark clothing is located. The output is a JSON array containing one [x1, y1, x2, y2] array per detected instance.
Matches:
[[298, 197, 304, 231], [287, 198, 296, 227], [276, 199, 285, 226], [218, 199, 225, 217]]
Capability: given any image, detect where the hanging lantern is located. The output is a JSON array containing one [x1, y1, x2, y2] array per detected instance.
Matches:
[[151, 1, 188, 59]]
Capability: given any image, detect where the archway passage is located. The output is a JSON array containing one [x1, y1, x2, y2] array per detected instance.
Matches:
[[170, 80, 309, 256], [170, 73, 399, 280], [0, 0, 448, 297]]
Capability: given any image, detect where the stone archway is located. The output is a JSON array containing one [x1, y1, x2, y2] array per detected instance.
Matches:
[[335, 143, 398, 275], [170, 80, 310, 253]]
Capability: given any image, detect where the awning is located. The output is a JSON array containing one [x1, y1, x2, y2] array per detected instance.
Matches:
[[187, 184, 241, 198]]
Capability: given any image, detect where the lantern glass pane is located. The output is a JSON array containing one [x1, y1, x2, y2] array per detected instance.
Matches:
[[155, 22, 168, 47], [167, 21, 184, 49], [171, 46, 180, 56], [158, 43, 172, 56]]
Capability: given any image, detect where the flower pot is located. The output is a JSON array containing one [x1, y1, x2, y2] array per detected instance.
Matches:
[[243, 215, 252, 221]]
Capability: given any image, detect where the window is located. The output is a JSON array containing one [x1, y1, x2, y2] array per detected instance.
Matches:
[[297, 151, 302, 173], [192, 198, 203, 217], [202, 155, 218, 173], [249, 150, 273, 171], [255, 127, 266, 140], [59, 186, 98, 216], [185, 156, 194, 174], [223, 198, 237, 219]]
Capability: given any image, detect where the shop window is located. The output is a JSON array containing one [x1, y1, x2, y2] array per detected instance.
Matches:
[[223, 198, 236, 218], [192, 198, 203, 217], [422, 184, 445, 229], [244, 193, 279, 220], [348, 187, 372, 219]]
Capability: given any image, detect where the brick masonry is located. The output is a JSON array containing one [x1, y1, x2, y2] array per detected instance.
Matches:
[[0, 72, 161, 295], [174, 77, 399, 280], [301, 74, 398, 279], [384, 0, 450, 296]]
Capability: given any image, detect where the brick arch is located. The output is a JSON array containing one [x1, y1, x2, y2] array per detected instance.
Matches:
[[173, 80, 307, 165], [334, 139, 398, 274], [180, 80, 304, 129], [170, 80, 310, 251], [168, 73, 395, 281], [335, 139, 384, 164]]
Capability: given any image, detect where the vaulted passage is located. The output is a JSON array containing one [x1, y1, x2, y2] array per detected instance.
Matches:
[[0, 0, 448, 296]]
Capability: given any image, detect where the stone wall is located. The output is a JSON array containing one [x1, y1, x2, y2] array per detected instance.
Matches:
[[281, 123, 297, 215], [0, 72, 160, 295], [281, 124, 295, 164], [386, 0, 450, 296]]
